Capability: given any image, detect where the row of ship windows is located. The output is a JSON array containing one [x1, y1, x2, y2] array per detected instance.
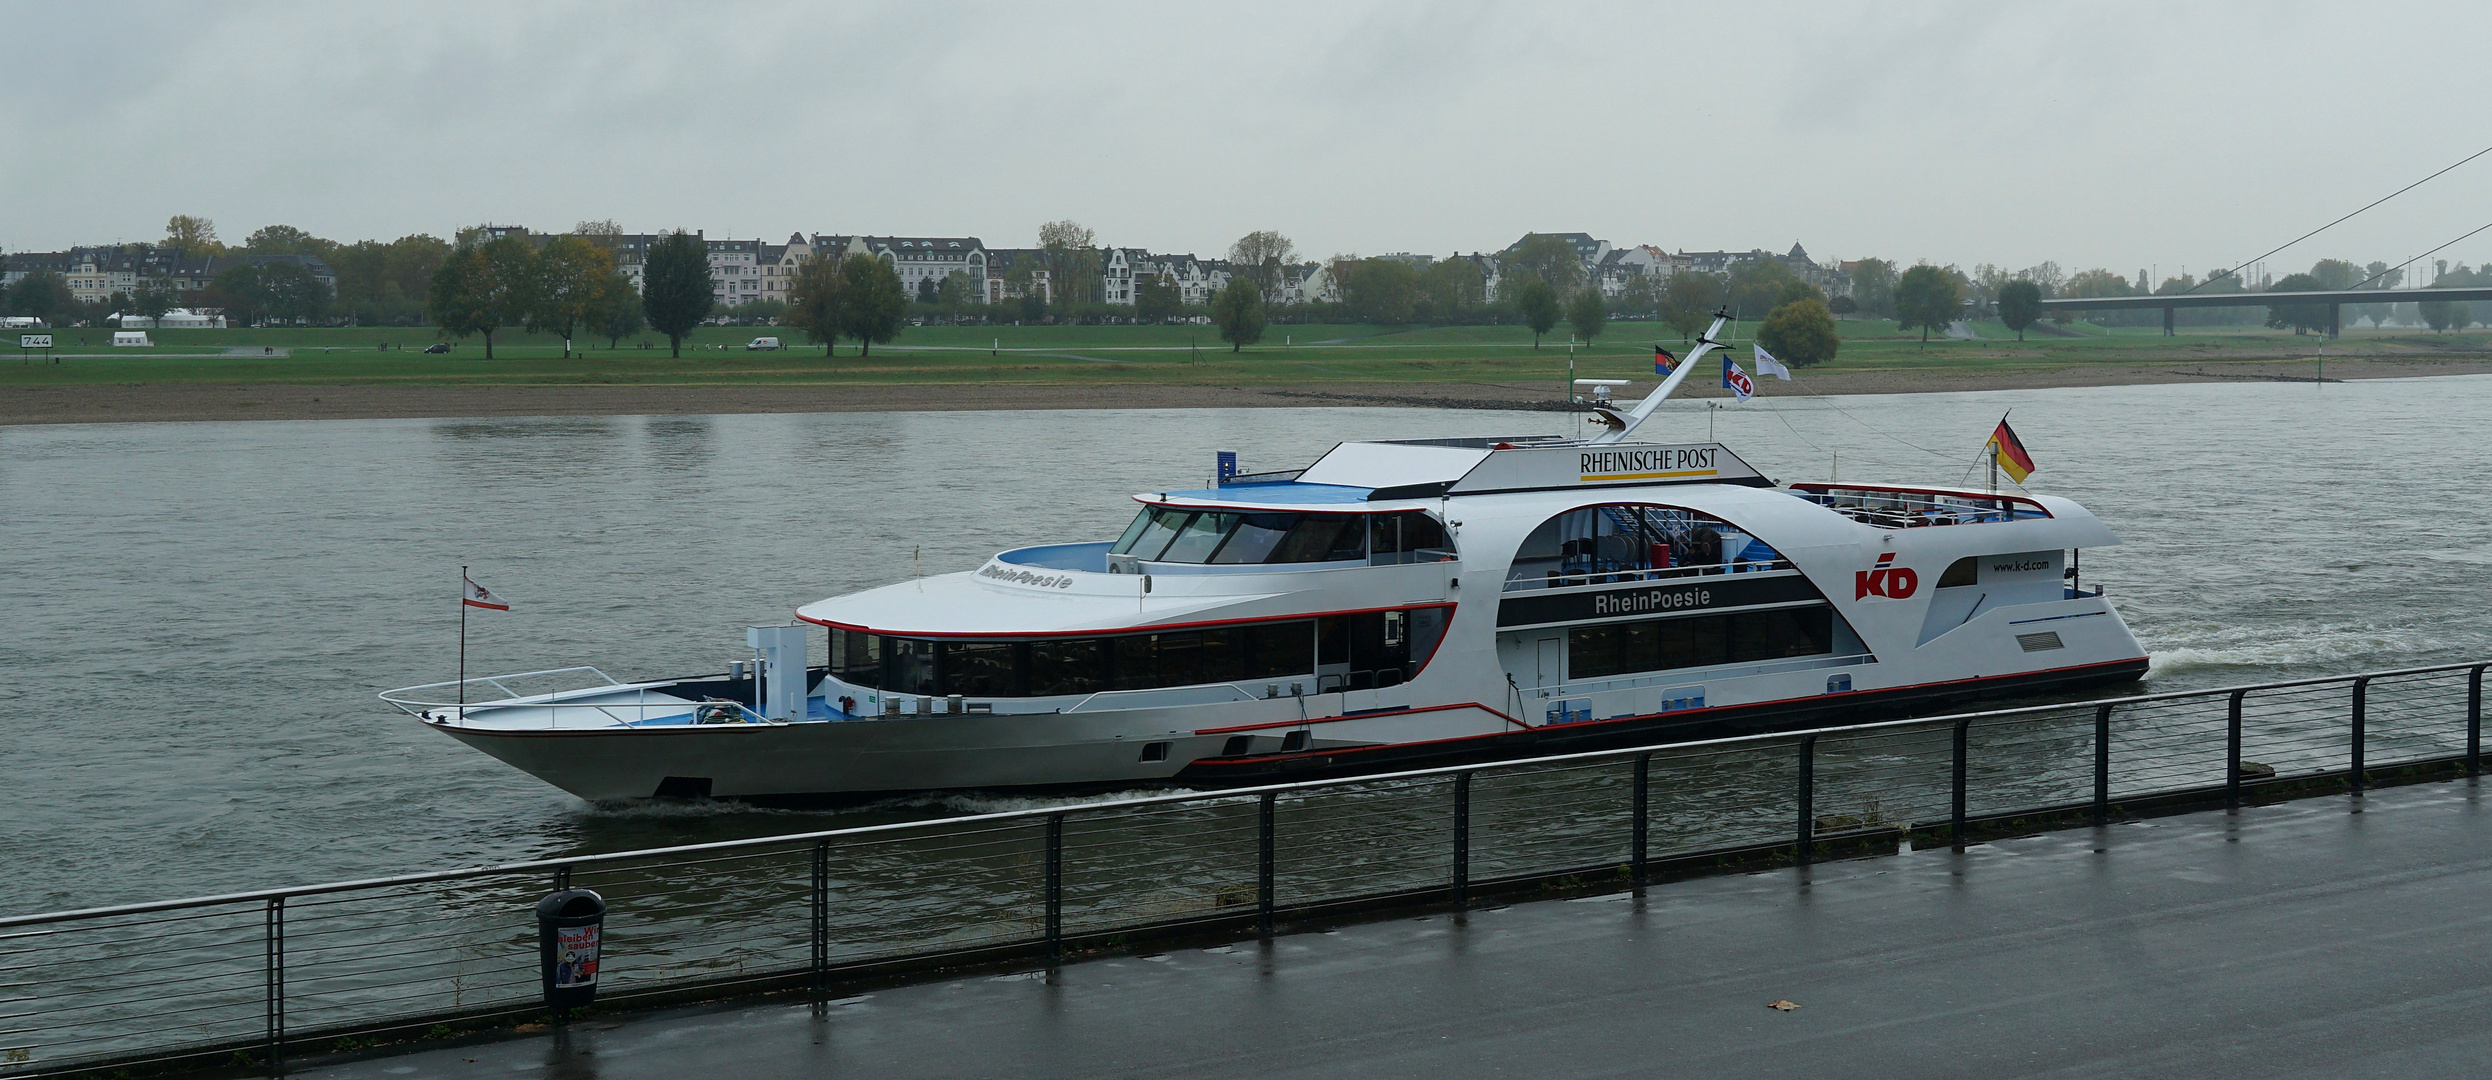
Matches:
[[831, 608, 1448, 698], [1112, 508, 1453, 565], [1564, 605, 1838, 680]]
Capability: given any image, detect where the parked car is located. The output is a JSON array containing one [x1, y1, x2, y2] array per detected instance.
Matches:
[[423, 343, 451, 354], [745, 337, 782, 351]]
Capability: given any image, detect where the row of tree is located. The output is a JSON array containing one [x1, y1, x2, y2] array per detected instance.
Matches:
[[426, 231, 645, 358]]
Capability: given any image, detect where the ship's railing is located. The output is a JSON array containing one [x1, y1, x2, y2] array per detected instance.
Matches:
[[1787, 483, 2050, 528], [10, 661, 2490, 1078], [379, 669, 776, 729], [1503, 558, 1799, 592]]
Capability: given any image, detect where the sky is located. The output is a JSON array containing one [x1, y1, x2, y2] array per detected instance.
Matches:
[[11, 1, 2492, 280]]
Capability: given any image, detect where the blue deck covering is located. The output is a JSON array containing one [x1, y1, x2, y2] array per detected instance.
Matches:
[[1156, 482, 1375, 506]]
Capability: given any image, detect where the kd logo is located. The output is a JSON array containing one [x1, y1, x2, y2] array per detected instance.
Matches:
[[1855, 553, 1919, 600]]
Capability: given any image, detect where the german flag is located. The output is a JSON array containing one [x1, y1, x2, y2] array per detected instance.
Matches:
[[1988, 416, 2035, 484]]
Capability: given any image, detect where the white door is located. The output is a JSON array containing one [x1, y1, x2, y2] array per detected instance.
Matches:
[[1535, 636, 1562, 688]]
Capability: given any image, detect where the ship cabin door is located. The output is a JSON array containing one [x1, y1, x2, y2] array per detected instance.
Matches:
[[1534, 636, 1562, 689]]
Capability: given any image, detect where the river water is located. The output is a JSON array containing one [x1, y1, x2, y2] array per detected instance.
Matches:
[[5, 378, 2489, 913]]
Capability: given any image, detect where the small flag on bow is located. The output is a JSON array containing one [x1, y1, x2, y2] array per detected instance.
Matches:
[[1988, 417, 2035, 484], [462, 573, 510, 611]]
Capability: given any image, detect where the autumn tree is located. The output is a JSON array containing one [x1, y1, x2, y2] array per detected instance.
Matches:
[[164, 215, 220, 257], [782, 253, 843, 355], [1211, 275, 1266, 351], [1038, 220, 1098, 312], [1228, 230, 1298, 301], [528, 235, 616, 356], [1754, 298, 1840, 366], [588, 272, 645, 348]]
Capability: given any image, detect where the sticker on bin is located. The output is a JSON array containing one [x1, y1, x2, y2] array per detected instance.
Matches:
[[554, 924, 599, 987]]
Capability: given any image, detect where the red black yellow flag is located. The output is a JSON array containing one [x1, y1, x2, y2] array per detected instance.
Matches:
[[1988, 416, 2035, 484]]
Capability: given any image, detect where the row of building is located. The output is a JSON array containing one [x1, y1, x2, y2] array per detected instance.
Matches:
[[1, 229, 1847, 314]]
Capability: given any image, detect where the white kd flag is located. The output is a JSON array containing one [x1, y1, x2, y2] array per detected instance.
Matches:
[[1752, 345, 1793, 381], [462, 573, 510, 611]]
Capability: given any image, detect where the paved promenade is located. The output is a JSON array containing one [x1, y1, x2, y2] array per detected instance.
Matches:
[[308, 780, 2492, 1079]]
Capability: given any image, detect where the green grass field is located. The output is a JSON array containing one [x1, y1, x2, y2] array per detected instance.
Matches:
[[6, 317, 2480, 390]]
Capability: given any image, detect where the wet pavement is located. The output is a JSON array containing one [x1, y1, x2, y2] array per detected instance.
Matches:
[[307, 779, 2492, 1079]]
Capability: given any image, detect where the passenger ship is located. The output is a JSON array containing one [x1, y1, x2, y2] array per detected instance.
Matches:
[[386, 322, 2149, 802]]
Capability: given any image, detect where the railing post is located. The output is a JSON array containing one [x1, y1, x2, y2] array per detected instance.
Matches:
[[1631, 753, 1651, 887], [2227, 690, 2246, 809], [2350, 677, 2369, 793], [1452, 773, 1471, 907], [264, 896, 284, 1076], [1951, 719, 1970, 844], [1796, 736, 1816, 865], [1043, 813, 1064, 963], [809, 840, 829, 999], [1256, 791, 1276, 936], [2092, 704, 2112, 827], [2469, 666, 2484, 778]]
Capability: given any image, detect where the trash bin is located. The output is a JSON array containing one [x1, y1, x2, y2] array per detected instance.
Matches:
[[535, 889, 606, 1013]]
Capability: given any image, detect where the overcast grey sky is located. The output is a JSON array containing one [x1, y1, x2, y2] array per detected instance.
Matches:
[[10, 1, 2492, 279]]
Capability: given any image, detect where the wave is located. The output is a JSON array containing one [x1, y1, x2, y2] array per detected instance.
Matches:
[[2145, 620, 2465, 678]]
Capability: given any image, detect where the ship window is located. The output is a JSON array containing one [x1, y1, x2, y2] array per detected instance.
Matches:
[[1208, 513, 1297, 563], [1936, 557, 1979, 588], [887, 637, 939, 695], [1027, 638, 1110, 696], [830, 628, 881, 686], [825, 613, 1423, 698], [1508, 503, 1777, 588], [1270, 515, 1363, 563], [1567, 606, 1835, 680], [1158, 512, 1237, 563], [1114, 507, 1193, 559], [938, 641, 1019, 696]]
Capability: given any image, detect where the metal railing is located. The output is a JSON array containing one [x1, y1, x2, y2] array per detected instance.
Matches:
[[379, 668, 780, 729], [6, 661, 2487, 1078]]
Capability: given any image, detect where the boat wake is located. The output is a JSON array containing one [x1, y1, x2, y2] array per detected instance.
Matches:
[[2146, 620, 2460, 679]]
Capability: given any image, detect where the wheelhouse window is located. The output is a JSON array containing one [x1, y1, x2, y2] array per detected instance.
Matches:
[[826, 611, 1445, 698], [1566, 606, 1836, 680], [1507, 503, 1783, 589], [1108, 508, 1453, 565]]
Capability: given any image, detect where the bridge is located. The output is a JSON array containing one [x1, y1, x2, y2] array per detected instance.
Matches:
[[2039, 285, 2492, 337]]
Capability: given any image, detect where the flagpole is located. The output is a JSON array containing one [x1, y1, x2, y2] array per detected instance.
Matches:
[[458, 565, 468, 724]]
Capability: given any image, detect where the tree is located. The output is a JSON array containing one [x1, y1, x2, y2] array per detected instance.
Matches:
[[1134, 273, 1182, 322], [1517, 280, 1561, 346], [1726, 257, 1817, 319], [1416, 258, 1483, 322], [573, 220, 624, 247], [1891, 264, 1962, 346], [1828, 295, 1859, 315], [244, 225, 331, 258], [1662, 272, 1723, 342], [131, 278, 178, 325], [782, 253, 844, 355], [1755, 299, 1840, 366], [641, 231, 713, 357], [1503, 235, 1583, 297], [2308, 259, 2360, 291], [1038, 220, 1098, 312], [473, 236, 538, 352], [588, 272, 644, 348], [8, 271, 72, 325], [1566, 286, 1607, 344], [937, 270, 974, 324], [915, 276, 938, 304], [1996, 280, 2043, 340], [1018, 293, 1046, 324], [1211, 275, 1266, 351], [1846, 258, 1897, 317], [2260, 272, 2333, 335], [257, 261, 332, 324], [1228, 230, 1298, 301], [529, 235, 615, 356], [836, 253, 907, 355], [205, 265, 268, 326], [165, 215, 220, 258], [1339, 258, 1417, 324]]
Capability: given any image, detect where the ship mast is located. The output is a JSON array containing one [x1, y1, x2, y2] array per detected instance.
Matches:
[[1588, 310, 1734, 444]]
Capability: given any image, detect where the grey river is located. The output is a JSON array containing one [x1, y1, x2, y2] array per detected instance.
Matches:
[[5, 378, 2490, 914]]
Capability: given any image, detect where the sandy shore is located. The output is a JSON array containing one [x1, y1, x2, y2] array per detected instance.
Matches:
[[5, 356, 2487, 425]]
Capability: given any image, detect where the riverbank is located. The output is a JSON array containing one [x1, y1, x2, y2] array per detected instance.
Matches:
[[4, 355, 2486, 424]]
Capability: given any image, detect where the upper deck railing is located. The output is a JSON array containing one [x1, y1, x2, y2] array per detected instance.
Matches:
[[10, 661, 2489, 1078], [1788, 483, 2052, 529]]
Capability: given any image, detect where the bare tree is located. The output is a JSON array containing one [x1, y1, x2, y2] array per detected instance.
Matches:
[[1228, 230, 1298, 301], [1038, 220, 1097, 311]]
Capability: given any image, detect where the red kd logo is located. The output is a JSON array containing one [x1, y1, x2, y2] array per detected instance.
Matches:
[[1855, 552, 1919, 600]]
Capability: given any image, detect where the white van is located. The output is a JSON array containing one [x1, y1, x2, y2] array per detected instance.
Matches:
[[113, 331, 153, 347], [745, 337, 782, 351]]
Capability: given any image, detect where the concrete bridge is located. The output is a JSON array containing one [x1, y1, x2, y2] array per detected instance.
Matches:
[[2040, 285, 2492, 337]]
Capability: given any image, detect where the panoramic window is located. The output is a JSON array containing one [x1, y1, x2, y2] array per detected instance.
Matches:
[[828, 612, 1453, 698], [1507, 504, 1782, 588], [1108, 509, 1453, 566]]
